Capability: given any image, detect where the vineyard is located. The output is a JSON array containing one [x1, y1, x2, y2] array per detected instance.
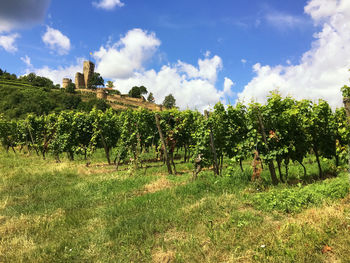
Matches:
[[1, 91, 350, 184], [1, 90, 350, 262]]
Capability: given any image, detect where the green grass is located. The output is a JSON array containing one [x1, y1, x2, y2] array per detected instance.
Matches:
[[0, 151, 349, 262]]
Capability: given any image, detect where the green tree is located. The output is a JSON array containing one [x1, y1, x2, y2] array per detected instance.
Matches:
[[65, 82, 76, 94], [88, 73, 104, 90], [20, 73, 55, 89], [128, 86, 148, 98], [106, 81, 114, 88], [147, 92, 155, 103], [163, 94, 176, 109]]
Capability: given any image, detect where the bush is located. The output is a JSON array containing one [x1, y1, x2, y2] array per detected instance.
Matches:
[[251, 175, 349, 213]]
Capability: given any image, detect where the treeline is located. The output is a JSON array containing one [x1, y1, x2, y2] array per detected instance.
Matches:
[[1, 91, 349, 184], [0, 83, 111, 119], [0, 69, 59, 90]]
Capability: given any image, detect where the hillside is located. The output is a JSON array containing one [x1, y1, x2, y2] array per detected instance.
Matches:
[[0, 79, 160, 119]]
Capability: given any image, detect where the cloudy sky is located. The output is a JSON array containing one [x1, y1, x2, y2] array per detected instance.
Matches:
[[0, 0, 349, 110]]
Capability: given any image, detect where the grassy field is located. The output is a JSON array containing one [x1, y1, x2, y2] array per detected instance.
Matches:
[[0, 151, 349, 262]]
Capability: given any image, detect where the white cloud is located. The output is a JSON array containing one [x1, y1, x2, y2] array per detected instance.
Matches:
[[304, 0, 349, 22], [241, 59, 247, 64], [265, 12, 307, 29], [111, 55, 229, 111], [92, 0, 124, 10], [21, 55, 32, 67], [93, 29, 230, 111], [29, 28, 232, 111], [238, 0, 350, 109], [42, 26, 71, 55], [94, 28, 161, 79], [177, 55, 223, 84], [0, 33, 19, 53], [224, 77, 235, 96], [27, 58, 85, 85]]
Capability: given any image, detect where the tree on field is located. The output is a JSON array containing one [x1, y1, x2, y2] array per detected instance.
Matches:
[[88, 72, 104, 90], [163, 94, 176, 109], [128, 86, 148, 98], [106, 81, 114, 88], [147, 92, 155, 103], [20, 73, 55, 89], [65, 82, 76, 94]]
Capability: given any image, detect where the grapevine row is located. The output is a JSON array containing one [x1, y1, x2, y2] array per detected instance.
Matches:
[[0, 92, 349, 184]]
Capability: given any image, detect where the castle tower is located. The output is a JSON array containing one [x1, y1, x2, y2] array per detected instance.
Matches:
[[62, 78, 72, 89], [75, 72, 85, 89], [83, 61, 95, 89]]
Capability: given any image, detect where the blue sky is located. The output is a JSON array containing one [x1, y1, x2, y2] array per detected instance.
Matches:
[[0, 0, 349, 110]]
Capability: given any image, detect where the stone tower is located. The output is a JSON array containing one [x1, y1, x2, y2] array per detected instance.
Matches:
[[83, 61, 95, 89], [62, 78, 72, 89], [75, 72, 85, 89]]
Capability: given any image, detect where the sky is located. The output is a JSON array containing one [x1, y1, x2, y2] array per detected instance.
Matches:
[[0, 0, 349, 111]]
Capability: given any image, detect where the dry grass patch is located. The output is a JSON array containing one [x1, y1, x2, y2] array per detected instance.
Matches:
[[152, 249, 175, 263], [77, 165, 116, 176], [0, 209, 66, 261], [163, 228, 188, 243], [142, 177, 173, 194], [181, 197, 208, 213]]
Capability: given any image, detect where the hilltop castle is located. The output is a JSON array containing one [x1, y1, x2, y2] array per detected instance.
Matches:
[[62, 61, 162, 111], [62, 61, 95, 90]]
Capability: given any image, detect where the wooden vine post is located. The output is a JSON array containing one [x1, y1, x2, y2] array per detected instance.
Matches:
[[155, 114, 173, 175], [204, 110, 219, 176], [256, 108, 279, 185], [27, 121, 39, 156]]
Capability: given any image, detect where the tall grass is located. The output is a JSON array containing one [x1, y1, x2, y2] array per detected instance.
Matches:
[[0, 151, 349, 262]]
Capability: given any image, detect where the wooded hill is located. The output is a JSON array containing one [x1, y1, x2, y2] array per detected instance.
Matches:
[[0, 79, 111, 119]]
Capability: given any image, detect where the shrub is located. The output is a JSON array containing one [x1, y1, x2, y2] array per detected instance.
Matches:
[[251, 175, 349, 213]]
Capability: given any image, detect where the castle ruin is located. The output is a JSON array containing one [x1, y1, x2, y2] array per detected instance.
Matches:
[[83, 61, 95, 89], [75, 73, 84, 89], [62, 60, 95, 90], [62, 78, 72, 89], [62, 60, 162, 111]]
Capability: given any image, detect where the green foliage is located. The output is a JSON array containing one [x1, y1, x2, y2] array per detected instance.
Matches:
[[77, 98, 111, 112], [0, 71, 17, 80], [19, 72, 55, 90], [108, 89, 121, 95], [251, 175, 349, 213], [0, 80, 117, 118], [147, 92, 155, 102], [162, 93, 176, 109], [341, 85, 350, 98], [128, 86, 147, 98], [65, 82, 76, 93], [106, 80, 114, 88], [87, 72, 104, 90]]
